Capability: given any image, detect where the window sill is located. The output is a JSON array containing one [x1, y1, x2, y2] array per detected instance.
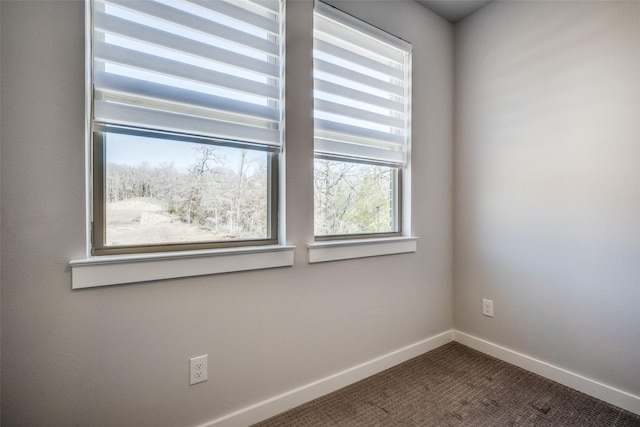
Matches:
[[69, 245, 295, 289], [308, 236, 417, 264]]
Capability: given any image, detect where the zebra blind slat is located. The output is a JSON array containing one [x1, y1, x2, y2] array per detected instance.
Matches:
[[313, 1, 411, 166], [93, 0, 284, 147]]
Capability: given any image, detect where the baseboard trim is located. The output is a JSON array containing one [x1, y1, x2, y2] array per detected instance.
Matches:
[[198, 329, 639, 426], [199, 330, 454, 427], [453, 330, 640, 415]]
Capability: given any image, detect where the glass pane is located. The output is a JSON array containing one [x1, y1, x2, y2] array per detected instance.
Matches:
[[103, 133, 270, 247], [314, 159, 398, 236]]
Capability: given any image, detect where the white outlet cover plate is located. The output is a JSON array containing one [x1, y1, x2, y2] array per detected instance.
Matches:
[[190, 355, 208, 385], [482, 299, 494, 317]]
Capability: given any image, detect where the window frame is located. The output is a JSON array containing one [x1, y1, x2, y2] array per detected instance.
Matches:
[[314, 162, 403, 241], [91, 130, 280, 256], [88, 0, 285, 257], [312, 1, 412, 242]]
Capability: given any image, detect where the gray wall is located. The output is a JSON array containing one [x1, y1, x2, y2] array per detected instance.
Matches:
[[0, 1, 454, 425], [454, 1, 640, 397]]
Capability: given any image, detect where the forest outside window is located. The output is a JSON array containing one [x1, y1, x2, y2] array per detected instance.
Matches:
[[313, 1, 412, 240], [90, 0, 284, 256]]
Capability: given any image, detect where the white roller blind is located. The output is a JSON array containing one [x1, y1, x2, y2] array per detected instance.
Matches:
[[92, 0, 284, 149], [313, 1, 411, 166]]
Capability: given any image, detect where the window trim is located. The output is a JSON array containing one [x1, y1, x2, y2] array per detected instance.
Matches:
[[308, 236, 417, 264], [70, 245, 295, 289], [69, 0, 293, 286]]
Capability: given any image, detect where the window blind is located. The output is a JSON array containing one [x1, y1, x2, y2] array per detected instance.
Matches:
[[313, 1, 411, 166], [92, 0, 284, 150]]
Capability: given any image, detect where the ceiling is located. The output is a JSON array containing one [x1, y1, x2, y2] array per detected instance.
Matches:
[[416, 0, 493, 23]]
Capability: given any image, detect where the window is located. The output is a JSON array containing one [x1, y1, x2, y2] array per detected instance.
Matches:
[[90, 0, 284, 256], [313, 1, 412, 240]]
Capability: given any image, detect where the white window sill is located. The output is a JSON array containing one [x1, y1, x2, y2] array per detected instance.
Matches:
[[308, 236, 417, 264], [69, 245, 295, 289]]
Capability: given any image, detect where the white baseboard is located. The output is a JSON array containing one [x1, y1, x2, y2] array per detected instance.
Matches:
[[198, 329, 639, 426], [453, 330, 640, 416], [198, 330, 454, 427]]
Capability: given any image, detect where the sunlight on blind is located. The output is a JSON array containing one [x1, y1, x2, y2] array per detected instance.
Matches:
[[93, 0, 284, 148], [313, 1, 411, 166]]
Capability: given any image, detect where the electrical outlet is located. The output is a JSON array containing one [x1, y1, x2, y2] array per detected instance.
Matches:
[[482, 299, 494, 317], [190, 355, 208, 385]]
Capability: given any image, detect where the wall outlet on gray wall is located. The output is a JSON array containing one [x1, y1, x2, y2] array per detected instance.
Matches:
[[482, 299, 494, 317], [190, 355, 208, 385]]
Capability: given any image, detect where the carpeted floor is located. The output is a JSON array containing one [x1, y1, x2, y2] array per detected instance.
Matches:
[[253, 342, 640, 426]]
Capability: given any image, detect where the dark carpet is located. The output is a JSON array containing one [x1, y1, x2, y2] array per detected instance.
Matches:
[[253, 342, 640, 426]]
